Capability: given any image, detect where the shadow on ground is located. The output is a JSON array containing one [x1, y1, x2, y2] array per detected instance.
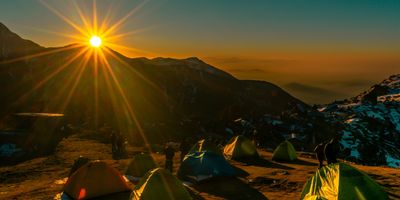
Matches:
[[191, 177, 268, 200], [236, 158, 294, 170], [274, 158, 317, 166]]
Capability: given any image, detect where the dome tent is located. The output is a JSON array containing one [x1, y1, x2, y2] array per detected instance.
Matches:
[[130, 168, 192, 200], [301, 163, 388, 200], [178, 151, 236, 182], [64, 161, 130, 199], [125, 153, 157, 177], [272, 140, 297, 161], [223, 135, 259, 160]]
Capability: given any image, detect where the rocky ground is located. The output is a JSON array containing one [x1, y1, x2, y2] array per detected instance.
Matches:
[[0, 131, 399, 200]]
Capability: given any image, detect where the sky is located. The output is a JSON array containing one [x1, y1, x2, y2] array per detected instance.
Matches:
[[0, 0, 399, 104]]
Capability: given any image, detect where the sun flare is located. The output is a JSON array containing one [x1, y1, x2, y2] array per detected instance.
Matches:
[[89, 36, 102, 47]]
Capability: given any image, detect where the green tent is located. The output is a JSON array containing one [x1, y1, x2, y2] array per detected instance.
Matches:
[[301, 163, 388, 200], [189, 139, 222, 155], [130, 168, 192, 200], [223, 135, 259, 160], [125, 153, 158, 177], [272, 140, 297, 161], [177, 151, 237, 182]]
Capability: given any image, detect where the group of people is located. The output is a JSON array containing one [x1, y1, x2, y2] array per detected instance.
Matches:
[[163, 138, 192, 172], [314, 136, 340, 168]]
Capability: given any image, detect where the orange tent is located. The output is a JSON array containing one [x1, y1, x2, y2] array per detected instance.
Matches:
[[64, 161, 130, 199]]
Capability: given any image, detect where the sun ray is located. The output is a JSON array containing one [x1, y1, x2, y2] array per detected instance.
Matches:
[[58, 50, 92, 112], [98, 0, 119, 35], [93, 48, 100, 129], [39, 0, 90, 37], [92, 0, 98, 34], [105, 25, 158, 42], [72, 0, 93, 35], [29, 0, 166, 150], [0, 44, 83, 65], [104, 43, 153, 55], [15, 25, 83, 41], [98, 50, 152, 152], [103, 48, 162, 92], [13, 47, 89, 105], [102, 0, 149, 38]]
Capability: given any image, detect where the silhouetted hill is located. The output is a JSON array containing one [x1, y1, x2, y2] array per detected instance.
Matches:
[[0, 22, 43, 59]]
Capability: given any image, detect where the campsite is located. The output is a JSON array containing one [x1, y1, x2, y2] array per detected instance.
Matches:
[[1, 1, 400, 199], [1, 129, 399, 199]]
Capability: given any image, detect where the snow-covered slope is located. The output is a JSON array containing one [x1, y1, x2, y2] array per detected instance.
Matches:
[[320, 74, 400, 168]]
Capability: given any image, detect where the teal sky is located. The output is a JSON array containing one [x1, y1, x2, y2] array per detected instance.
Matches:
[[1, 0, 399, 104]]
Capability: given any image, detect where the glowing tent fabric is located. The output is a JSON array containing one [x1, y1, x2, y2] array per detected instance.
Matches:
[[272, 140, 297, 161], [177, 151, 237, 182], [125, 153, 157, 177], [130, 168, 192, 200], [301, 163, 388, 200], [189, 139, 222, 155], [223, 135, 259, 160], [63, 161, 130, 199]]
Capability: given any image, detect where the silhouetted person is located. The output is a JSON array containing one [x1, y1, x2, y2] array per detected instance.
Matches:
[[179, 138, 191, 162], [111, 130, 118, 155], [164, 144, 175, 172], [314, 142, 325, 168], [324, 137, 340, 164], [116, 131, 126, 157]]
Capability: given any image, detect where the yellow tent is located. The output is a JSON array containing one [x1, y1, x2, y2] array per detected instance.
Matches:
[[223, 135, 258, 160], [130, 168, 192, 200], [64, 161, 130, 199], [301, 163, 388, 200], [271, 140, 297, 161], [125, 153, 158, 177]]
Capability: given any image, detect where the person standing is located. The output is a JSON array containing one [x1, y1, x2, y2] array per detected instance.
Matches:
[[324, 136, 340, 164], [314, 142, 325, 168], [110, 130, 118, 155], [164, 143, 175, 172]]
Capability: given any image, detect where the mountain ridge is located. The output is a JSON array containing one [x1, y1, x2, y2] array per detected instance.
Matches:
[[0, 22, 311, 145], [320, 74, 400, 167]]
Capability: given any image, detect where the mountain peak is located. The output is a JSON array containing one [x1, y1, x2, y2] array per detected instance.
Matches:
[[0, 22, 43, 59], [0, 22, 11, 32]]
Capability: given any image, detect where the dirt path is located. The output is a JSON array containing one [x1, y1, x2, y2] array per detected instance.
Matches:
[[1, 132, 399, 200]]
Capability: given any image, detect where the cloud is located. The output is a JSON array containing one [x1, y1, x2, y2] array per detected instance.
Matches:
[[204, 56, 297, 66], [228, 68, 268, 73], [321, 79, 374, 88], [284, 82, 349, 104]]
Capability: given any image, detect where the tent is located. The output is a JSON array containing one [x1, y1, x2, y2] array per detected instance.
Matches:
[[177, 151, 237, 182], [223, 135, 259, 160], [125, 153, 158, 177], [130, 168, 192, 200], [64, 161, 130, 199], [272, 140, 297, 161], [188, 139, 222, 155], [301, 163, 388, 200]]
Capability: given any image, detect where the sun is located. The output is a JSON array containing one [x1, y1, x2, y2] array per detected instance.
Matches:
[[89, 36, 102, 47]]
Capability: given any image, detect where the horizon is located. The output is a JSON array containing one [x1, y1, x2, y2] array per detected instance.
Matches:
[[1, 0, 399, 104]]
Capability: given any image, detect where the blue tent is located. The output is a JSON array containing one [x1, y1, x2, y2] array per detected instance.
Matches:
[[177, 151, 237, 182]]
